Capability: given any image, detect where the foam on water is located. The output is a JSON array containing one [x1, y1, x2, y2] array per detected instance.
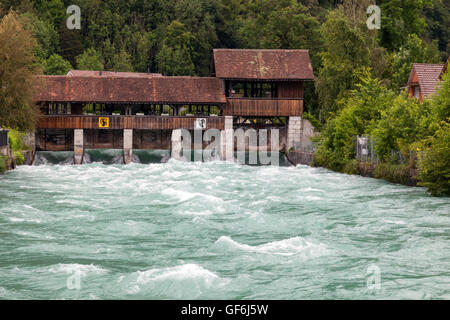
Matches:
[[46, 263, 108, 276], [215, 236, 328, 257], [120, 264, 229, 299], [0, 154, 449, 299]]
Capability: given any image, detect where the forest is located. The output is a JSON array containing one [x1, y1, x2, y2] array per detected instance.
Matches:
[[0, 0, 449, 194]]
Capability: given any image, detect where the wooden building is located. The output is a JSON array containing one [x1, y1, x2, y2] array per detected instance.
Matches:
[[212, 49, 314, 116], [407, 63, 444, 101], [33, 48, 316, 163]]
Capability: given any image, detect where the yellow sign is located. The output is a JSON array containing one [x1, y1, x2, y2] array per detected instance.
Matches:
[[99, 117, 110, 128]]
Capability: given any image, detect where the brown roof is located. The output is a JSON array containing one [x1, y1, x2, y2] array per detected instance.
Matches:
[[408, 63, 444, 98], [213, 49, 314, 80], [67, 70, 163, 77], [35, 76, 226, 104]]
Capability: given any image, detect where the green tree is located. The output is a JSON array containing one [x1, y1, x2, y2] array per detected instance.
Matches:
[[316, 4, 377, 120], [430, 71, 450, 122], [0, 10, 41, 132], [75, 47, 104, 70], [423, 0, 450, 59], [20, 12, 59, 62], [371, 94, 434, 160], [156, 20, 196, 76], [43, 53, 72, 75], [110, 49, 134, 72], [314, 71, 395, 170], [59, 20, 83, 67], [378, 0, 431, 50], [386, 34, 441, 90], [418, 121, 450, 196]]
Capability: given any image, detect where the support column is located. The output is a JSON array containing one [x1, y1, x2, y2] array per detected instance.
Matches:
[[171, 129, 182, 160], [22, 132, 35, 165], [287, 116, 302, 152], [220, 116, 234, 161], [74, 129, 83, 165], [123, 129, 133, 164]]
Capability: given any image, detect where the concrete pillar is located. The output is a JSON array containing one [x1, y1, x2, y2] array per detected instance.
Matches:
[[220, 116, 234, 161], [171, 129, 183, 160], [23, 132, 35, 165], [74, 129, 84, 165], [287, 116, 302, 152], [123, 129, 133, 164]]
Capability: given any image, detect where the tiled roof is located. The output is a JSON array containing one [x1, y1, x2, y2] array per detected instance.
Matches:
[[408, 63, 444, 98], [34, 76, 226, 104], [67, 70, 163, 77], [213, 49, 314, 80]]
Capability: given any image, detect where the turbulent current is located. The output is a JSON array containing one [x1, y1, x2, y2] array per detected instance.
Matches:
[[0, 151, 449, 299]]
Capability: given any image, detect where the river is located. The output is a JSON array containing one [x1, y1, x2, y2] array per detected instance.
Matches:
[[0, 152, 449, 299]]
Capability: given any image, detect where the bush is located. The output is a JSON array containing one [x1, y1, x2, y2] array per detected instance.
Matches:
[[373, 163, 416, 186], [418, 122, 450, 196], [8, 129, 28, 165], [0, 155, 6, 173], [314, 71, 395, 171]]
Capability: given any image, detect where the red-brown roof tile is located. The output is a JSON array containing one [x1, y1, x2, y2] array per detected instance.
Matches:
[[408, 63, 444, 98], [34, 76, 226, 104], [67, 70, 163, 77], [213, 49, 314, 80]]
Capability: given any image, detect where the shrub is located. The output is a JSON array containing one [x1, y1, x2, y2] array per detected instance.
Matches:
[[417, 122, 450, 196]]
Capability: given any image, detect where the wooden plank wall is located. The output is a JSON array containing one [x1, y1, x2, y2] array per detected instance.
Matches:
[[224, 99, 303, 116], [38, 116, 225, 130], [277, 81, 304, 99]]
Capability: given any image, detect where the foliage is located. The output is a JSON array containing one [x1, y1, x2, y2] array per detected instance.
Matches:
[[110, 49, 134, 72], [75, 47, 104, 70], [0, 155, 7, 173], [378, 0, 431, 50], [315, 3, 381, 120], [302, 112, 321, 131], [373, 163, 417, 186], [371, 94, 434, 160], [8, 129, 28, 165], [385, 34, 441, 90], [155, 20, 196, 76], [0, 10, 41, 132], [417, 122, 450, 196], [314, 72, 395, 170], [429, 71, 450, 122], [43, 53, 72, 75]]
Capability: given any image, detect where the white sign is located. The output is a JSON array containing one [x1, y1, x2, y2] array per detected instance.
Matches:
[[195, 118, 207, 129]]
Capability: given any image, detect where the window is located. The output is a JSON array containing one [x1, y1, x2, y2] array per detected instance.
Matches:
[[414, 86, 420, 99]]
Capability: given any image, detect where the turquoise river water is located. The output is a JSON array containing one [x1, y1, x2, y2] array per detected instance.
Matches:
[[0, 150, 449, 299]]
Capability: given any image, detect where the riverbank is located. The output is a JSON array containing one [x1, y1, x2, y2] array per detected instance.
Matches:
[[356, 162, 418, 187], [287, 151, 420, 189], [0, 147, 15, 174]]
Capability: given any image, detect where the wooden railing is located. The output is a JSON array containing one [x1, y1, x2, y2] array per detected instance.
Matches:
[[224, 98, 303, 116], [38, 115, 225, 130]]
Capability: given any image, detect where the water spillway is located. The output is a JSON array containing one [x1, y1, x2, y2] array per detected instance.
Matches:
[[0, 160, 449, 299], [32, 150, 292, 166]]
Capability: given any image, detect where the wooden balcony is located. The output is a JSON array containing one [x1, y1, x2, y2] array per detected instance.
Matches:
[[38, 115, 225, 130], [224, 98, 303, 117]]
